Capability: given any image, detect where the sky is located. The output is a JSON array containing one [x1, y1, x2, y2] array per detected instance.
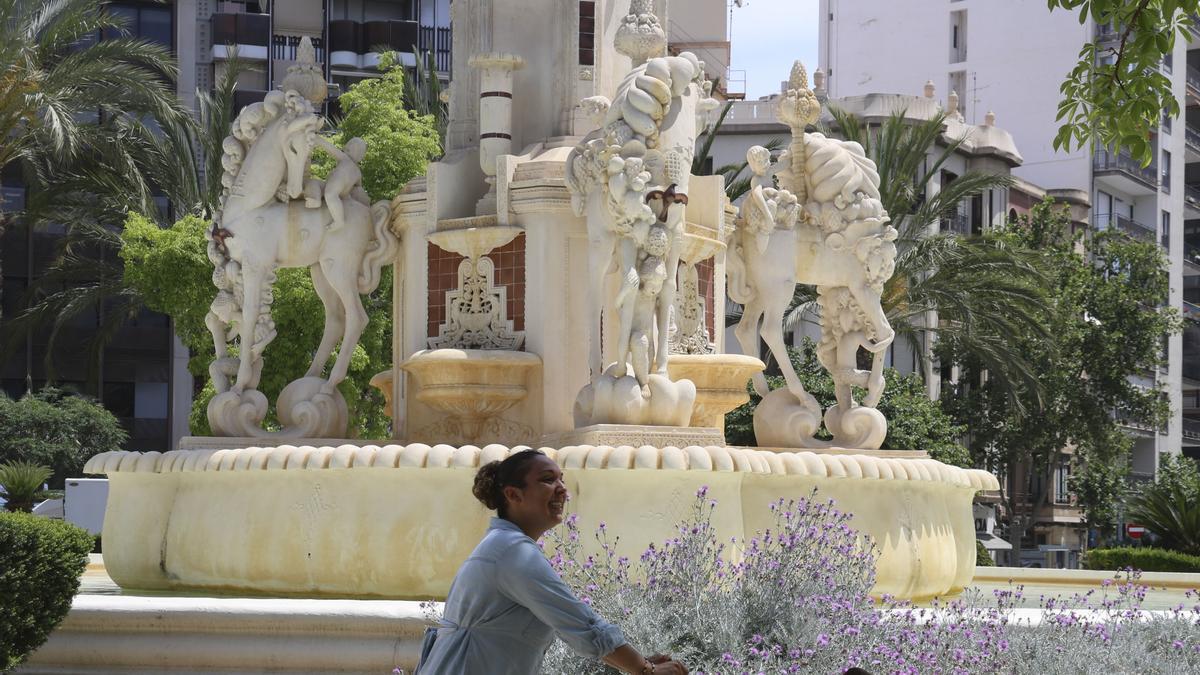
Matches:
[[728, 0, 820, 100]]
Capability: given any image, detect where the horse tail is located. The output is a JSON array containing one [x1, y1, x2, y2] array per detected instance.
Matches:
[[725, 231, 756, 305], [359, 201, 398, 294]]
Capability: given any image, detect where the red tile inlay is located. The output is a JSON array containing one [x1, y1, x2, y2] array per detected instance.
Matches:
[[697, 257, 716, 339], [427, 234, 526, 343]]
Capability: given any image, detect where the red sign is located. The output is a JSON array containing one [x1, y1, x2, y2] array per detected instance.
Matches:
[[1126, 524, 1146, 539]]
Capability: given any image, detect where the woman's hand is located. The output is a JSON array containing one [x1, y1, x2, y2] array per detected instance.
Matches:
[[650, 660, 688, 675]]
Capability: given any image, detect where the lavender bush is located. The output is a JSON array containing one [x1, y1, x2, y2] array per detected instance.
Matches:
[[538, 488, 1200, 675]]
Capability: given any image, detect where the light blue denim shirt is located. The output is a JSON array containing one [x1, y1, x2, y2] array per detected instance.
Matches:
[[415, 517, 626, 674]]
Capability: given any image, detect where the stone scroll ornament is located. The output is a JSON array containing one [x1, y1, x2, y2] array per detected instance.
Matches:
[[725, 62, 898, 449], [204, 37, 398, 439], [565, 0, 720, 428]]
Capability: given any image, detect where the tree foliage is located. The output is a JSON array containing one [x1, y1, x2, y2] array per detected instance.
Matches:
[[1050, 0, 1198, 165], [1127, 454, 1200, 554], [940, 200, 1180, 538], [725, 342, 971, 466], [0, 388, 126, 489], [0, 513, 93, 671], [313, 54, 441, 201]]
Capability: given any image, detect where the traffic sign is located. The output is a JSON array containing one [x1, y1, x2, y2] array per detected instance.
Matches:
[[1126, 524, 1146, 539]]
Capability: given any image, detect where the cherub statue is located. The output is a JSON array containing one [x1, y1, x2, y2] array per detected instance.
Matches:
[[305, 136, 369, 231], [624, 224, 670, 390]]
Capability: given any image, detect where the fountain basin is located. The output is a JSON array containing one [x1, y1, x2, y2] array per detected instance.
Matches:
[[667, 353, 765, 430], [83, 444, 998, 601], [400, 349, 541, 445]]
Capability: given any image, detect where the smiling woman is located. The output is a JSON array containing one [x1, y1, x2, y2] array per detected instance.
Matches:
[[415, 450, 689, 675]]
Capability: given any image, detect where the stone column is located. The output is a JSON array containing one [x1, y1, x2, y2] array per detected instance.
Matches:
[[470, 52, 525, 215]]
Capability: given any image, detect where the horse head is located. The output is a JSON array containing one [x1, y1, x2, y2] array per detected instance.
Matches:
[[220, 90, 321, 221]]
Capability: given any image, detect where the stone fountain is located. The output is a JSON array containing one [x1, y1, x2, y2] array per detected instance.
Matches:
[[82, 0, 998, 626]]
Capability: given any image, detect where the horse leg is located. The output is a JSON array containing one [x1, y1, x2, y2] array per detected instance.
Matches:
[[734, 302, 770, 397], [762, 295, 818, 413], [235, 269, 263, 394], [587, 227, 615, 379], [306, 263, 346, 379], [322, 257, 368, 387]]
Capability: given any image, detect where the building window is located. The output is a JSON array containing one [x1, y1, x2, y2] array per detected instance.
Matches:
[[1163, 210, 1171, 251], [949, 10, 967, 63], [1164, 51, 1174, 74], [1054, 461, 1071, 505], [1163, 110, 1173, 134], [1162, 149, 1172, 193], [104, 3, 174, 49], [579, 1, 595, 66]]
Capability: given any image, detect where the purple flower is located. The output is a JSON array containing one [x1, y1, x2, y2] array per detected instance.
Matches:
[[816, 633, 830, 647]]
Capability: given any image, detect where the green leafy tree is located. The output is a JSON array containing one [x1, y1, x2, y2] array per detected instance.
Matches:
[[1127, 454, 1200, 554], [313, 54, 441, 201], [0, 388, 127, 488], [940, 201, 1180, 553], [1049, 1, 1198, 165], [725, 341, 971, 467]]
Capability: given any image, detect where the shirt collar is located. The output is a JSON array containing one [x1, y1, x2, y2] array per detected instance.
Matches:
[[489, 516, 524, 534]]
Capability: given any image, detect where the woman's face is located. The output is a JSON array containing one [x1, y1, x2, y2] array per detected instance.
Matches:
[[505, 455, 568, 532]]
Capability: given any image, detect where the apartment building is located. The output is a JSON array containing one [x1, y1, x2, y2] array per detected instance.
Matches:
[[816, 0, 1198, 558]]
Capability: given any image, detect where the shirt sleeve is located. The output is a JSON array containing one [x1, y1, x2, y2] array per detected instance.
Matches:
[[494, 539, 626, 660]]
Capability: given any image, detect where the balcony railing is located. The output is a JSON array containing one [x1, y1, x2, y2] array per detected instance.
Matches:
[[211, 11, 270, 57], [1188, 125, 1200, 151], [272, 34, 324, 62], [1095, 213, 1155, 241], [418, 25, 453, 73], [1184, 300, 1200, 323], [1185, 417, 1200, 440], [941, 211, 972, 236], [1093, 149, 1158, 186], [1189, 65, 1200, 93]]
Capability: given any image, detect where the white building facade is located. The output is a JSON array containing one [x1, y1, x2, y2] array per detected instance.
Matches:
[[817, 0, 1197, 486]]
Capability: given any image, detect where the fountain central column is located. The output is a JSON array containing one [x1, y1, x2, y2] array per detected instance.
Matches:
[[471, 53, 526, 215]]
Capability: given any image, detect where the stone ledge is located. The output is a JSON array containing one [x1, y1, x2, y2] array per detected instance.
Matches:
[[83, 443, 999, 491], [541, 424, 724, 450], [19, 595, 428, 674]]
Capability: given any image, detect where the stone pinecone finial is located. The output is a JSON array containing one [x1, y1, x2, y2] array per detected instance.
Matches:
[[280, 36, 327, 104], [615, 0, 667, 65], [777, 61, 821, 130]]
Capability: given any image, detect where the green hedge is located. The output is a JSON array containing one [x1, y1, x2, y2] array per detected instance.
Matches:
[[0, 513, 93, 670], [1084, 546, 1200, 573], [976, 539, 996, 567]]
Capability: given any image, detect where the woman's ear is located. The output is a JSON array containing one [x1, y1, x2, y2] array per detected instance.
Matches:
[[502, 484, 523, 507]]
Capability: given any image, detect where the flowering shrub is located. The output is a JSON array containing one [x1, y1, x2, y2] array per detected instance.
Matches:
[[538, 488, 1200, 675]]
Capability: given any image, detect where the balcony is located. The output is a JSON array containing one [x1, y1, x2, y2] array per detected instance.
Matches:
[[1093, 148, 1158, 195], [211, 11, 270, 61], [1187, 185, 1200, 216], [1095, 212, 1155, 242], [1185, 300, 1200, 324], [326, 19, 451, 74], [1185, 417, 1200, 441], [1189, 65, 1200, 105], [1187, 125, 1200, 162], [272, 34, 324, 62]]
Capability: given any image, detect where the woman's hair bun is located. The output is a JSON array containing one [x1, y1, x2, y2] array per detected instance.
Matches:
[[472, 460, 503, 510]]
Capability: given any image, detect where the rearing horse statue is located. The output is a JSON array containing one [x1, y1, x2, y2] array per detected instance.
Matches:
[[726, 63, 897, 449], [205, 45, 397, 439]]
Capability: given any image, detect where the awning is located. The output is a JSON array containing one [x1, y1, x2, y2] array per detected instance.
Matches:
[[976, 532, 1013, 550]]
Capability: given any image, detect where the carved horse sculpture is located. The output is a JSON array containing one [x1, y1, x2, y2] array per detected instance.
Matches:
[[726, 64, 897, 449], [205, 88, 396, 437], [566, 51, 718, 381]]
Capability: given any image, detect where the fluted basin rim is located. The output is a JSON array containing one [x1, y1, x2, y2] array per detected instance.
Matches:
[[400, 348, 542, 369]]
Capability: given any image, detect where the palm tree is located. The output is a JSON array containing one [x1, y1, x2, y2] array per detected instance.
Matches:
[[0, 0, 192, 327], [692, 100, 785, 202], [783, 108, 1050, 407], [0, 1, 241, 382]]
